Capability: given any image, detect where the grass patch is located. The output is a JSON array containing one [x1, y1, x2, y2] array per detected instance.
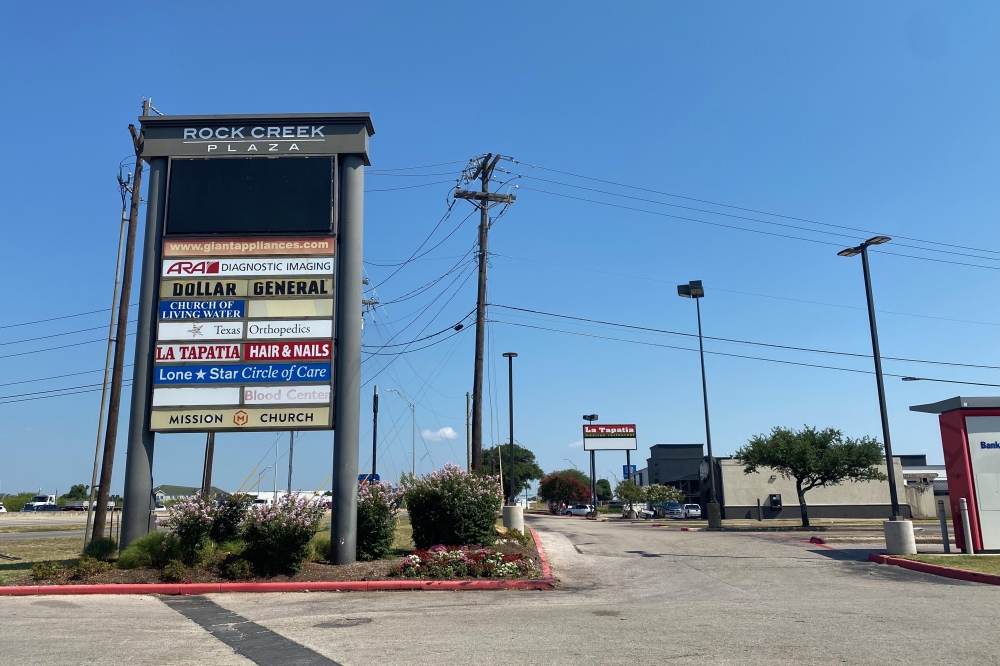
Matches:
[[0, 537, 83, 584], [897, 554, 1000, 576], [0, 524, 84, 534], [391, 513, 414, 554]]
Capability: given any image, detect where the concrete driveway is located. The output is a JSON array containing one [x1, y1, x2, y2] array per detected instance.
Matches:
[[1, 514, 997, 665]]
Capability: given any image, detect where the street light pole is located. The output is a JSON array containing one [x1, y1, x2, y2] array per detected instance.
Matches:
[[502, 352, 517, 504], [678, 280, 720, 527], [838, 236, 901, 519]]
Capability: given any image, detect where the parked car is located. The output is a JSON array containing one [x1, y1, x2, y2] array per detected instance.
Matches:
[[562, 504, 594, 516], [658, 500, 683, 519], [153, 504, 168, 512], [683, 503, 702, 519], [0, 503, 7, 513]]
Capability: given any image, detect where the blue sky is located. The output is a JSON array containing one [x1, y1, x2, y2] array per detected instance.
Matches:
[[2, 2, 999, 497]]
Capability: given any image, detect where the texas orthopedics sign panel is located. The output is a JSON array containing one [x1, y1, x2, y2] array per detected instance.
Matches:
[[150, 236, 335, 432]]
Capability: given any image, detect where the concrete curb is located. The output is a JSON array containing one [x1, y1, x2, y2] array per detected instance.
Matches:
[[0, 528, 555, 596], [868, 553, 1000, 586]]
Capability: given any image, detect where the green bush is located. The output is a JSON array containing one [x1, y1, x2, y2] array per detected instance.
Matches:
[[243, 495, 325, 575], [72, 556, 111, 579], [219, 557, 253, 581], [160, 496, 215, 565], [402, 463, 503, 549], [211, 493, 251, 543], [83, 537, 118, 561], [357, 482, 400, 561], [118, 531, 181, 569], [2, 492, 36, 513], [31, 561, 64, 580], [162, 559, 188, 583], [218, 539, 246, 557], [503, 528, 532, 547]]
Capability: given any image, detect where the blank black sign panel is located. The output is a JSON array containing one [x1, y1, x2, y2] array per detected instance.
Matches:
[[166, 157, 334, 235]]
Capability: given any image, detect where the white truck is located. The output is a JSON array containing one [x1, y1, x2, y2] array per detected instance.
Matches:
[[21, 494, 59, 511]]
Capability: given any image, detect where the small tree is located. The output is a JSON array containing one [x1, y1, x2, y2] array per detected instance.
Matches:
[[614, 480, 644, 511], [596, 479, 613, 502], [735, 426, 887, 527], [538, 472, 591, 512], [483, 443, 545, 501]]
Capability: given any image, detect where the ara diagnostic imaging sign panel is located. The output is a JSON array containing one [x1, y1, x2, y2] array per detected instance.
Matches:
[[150, 235, 335, 433]]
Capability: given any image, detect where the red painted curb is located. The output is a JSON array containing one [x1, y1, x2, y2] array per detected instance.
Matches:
[[0, 529, 556, 596], [868, 553, 1000, 586], [529, 527, 553, 580]]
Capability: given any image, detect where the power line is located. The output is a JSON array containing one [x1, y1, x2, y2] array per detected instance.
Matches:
[[0, 304, 138, 330], [489, 319, 999, 387], [504, 158, 1000, 258], [520, 186, 1000, 272], [488, 303, 1000, 371], [0, 332, 135, 360], [1, 320, 138, 347], [0, 367, 131, 388], [515, 173, 1000, 263], [366, 180, 456, 193], [368, 160, 468, 172], [493, 253, 1000, 328]]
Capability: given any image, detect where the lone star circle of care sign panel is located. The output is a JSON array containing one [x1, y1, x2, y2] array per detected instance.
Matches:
[[150, 235, 335, 432]]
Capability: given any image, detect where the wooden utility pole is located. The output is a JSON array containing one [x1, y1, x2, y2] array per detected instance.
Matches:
[[93, 99, 149, 541], [454, 155, 514, 472]]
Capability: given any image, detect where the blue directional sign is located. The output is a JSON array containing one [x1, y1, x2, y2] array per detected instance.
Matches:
[[153, 362, 330, 385], [159, 299, 245, 320], [358, 474, 381, 484], [624, 464, 637, 479]]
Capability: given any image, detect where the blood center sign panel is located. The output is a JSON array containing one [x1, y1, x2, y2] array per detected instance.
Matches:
[[150, 236, 335, 432]]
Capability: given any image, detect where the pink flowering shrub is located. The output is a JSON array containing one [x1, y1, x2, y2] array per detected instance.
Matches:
[[161, 495, 215, 564], [357, 481, 401, 561], [244, 495, 326, 575], [401, 463, 503, 548], [393, 545, 537, 579]]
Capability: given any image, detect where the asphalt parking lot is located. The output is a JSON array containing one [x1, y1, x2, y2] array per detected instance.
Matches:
[[1, 515, 997, 665]]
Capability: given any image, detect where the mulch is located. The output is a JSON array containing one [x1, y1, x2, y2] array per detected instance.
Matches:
[[5, 538, 541, 587]]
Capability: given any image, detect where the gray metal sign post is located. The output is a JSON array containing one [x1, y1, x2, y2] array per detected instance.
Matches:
[[330, 155, 364, 564]]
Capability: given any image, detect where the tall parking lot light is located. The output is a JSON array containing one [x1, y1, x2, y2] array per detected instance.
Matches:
[[677, 280, 720, 527], [837, 237, 901, 519]]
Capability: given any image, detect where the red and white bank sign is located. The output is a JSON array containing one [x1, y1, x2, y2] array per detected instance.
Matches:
[[583, 423, 638, 450]]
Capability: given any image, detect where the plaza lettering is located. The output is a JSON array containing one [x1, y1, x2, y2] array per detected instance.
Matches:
[[183, 126, 325, 140]]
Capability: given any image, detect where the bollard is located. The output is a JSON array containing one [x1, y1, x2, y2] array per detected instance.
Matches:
[[937, 499, 950, 554], [959, 498, 975, 555], [756, 498, 763, 522]]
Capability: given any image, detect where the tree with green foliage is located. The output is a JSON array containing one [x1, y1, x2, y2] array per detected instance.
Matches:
[[614, 480, 644, 511], [483, 443, 545, 501], [644, 484, 684, 505], [596, 479, 613, 501], [550, 468, 590, 487], [735, 425, 887, 527], [60, 484, 89, 501]]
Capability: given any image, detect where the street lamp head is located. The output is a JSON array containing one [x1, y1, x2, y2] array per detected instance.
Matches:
[[677, 280, 704, 298], [901, 376, 920, 382], [583, 414, 598, 422], [502, 352, 518, 358], [866, 235, 892, 246], [837, 247, 862, 258]]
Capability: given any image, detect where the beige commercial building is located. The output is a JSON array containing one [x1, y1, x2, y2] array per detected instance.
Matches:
[[718, 457, 911, 520]]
